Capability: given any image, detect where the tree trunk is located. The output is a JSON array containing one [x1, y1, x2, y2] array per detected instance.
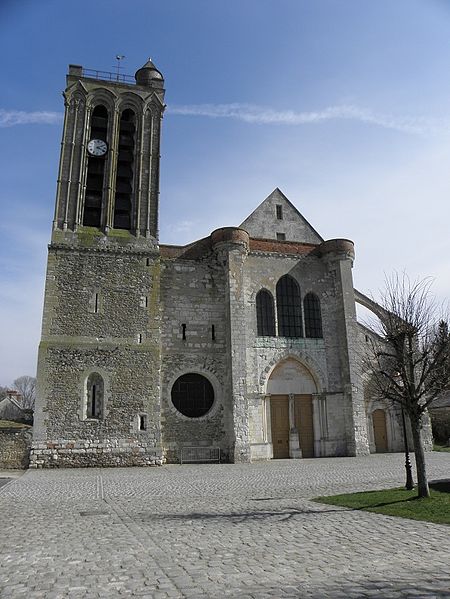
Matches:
[[410, 416, 430, 498]]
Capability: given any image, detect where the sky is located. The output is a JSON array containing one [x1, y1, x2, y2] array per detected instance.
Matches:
[[1, 0, 450, 384]]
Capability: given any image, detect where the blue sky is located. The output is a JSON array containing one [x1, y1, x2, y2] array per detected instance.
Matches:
[[1, 0, 450, 383]]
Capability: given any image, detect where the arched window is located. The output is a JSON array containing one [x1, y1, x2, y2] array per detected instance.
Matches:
[[256, 289, 275, 336], [171, 373, 214, 418], [86, 372, 104, 419], [304, 293, 323, 338], [114, 108, 136, 229], [276, 274, 302, 337], [84, 105, 108, 227]]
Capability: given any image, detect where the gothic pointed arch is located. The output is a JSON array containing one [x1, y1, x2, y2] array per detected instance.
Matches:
[[267, 357, 318, 395], [259, 350, 326, 394]]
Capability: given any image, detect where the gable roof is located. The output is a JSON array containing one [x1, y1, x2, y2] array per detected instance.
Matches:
[[239, 188, 323, 244], [0, 396, 29, 423]]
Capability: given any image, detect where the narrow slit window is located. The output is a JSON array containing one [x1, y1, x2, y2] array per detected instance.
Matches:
[[211, 324, 216, 341], [85, 372, 104, 419], [182, 324, 186, 340], [91, 384, 97, 418], [139, 414, 147, 431], [94, 293, 99, 314], [276, 204, 283, 220], [137, 333, 143, 344]]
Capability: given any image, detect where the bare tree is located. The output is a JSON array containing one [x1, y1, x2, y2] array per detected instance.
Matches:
[[13, 376, 36, 411], [0, 386, 7, 401], [364, 274, 450, 498]]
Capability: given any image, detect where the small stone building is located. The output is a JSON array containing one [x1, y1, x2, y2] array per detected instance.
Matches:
[[31, 61, 421, 467], [0, 392, 33, 425]]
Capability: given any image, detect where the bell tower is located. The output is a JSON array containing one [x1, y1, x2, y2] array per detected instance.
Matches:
[[53, 59, 165, 239], [32, 61, 166, 468]]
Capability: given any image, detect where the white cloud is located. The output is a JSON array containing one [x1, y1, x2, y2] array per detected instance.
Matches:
[[0, 109, 62, 127], [168, 103, 450, 136], [2, 104, 450, 136]]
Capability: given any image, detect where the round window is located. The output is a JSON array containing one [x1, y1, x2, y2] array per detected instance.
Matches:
[[171, 373, 214, 418]]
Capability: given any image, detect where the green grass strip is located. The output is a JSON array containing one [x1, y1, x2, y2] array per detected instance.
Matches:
[[0, 420, 31, 429], [433, 444, 450, 452], [313, 483, 450, 525]]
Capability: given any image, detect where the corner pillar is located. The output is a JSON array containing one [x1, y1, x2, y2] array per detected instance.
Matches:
[[319, 239, 370, 456]]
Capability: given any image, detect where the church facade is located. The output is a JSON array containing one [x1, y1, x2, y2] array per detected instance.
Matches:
[[31, 61, 412, 468]]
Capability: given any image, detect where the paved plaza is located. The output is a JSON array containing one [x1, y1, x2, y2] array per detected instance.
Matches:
[[0, 453, 449, 599]]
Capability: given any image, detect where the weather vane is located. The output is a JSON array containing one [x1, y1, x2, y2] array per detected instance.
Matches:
[[115, 55, 126, 81]]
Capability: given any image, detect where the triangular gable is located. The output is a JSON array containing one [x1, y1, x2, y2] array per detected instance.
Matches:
[[239, 188, 323, 244]]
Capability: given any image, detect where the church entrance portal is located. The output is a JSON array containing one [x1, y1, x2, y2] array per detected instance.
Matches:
[[270, 395, 314, 458], [267, 359, 317, 459]]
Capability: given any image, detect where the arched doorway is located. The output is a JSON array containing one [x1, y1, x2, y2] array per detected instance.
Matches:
[[372, 409, 388, 452], [267, 359, 317, 459]]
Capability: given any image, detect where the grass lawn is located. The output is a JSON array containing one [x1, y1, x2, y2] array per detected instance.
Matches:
[[0, 419, 31, 429], [314, 482, 450, 526], [433, 444, 450, 452]]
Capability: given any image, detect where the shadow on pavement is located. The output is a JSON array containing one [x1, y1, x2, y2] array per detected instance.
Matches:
[[135, 505, 349, 524], [430, 478, 450, 493], [224, 572, 450, 599]]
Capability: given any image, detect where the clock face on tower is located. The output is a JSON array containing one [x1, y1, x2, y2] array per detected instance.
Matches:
[[87, 139, 108, 157]]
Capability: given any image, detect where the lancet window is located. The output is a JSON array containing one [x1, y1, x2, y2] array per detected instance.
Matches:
[[256, 289, 276, 336]]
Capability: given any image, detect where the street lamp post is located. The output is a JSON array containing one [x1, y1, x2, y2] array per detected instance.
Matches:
[[401, 406, 414, 490]]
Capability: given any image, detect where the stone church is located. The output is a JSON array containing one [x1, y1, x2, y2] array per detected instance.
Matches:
[[31, 60, 410, 468]]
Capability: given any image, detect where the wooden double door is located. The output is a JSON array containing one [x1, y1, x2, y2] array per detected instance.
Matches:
[[270, 394, 314, 459]]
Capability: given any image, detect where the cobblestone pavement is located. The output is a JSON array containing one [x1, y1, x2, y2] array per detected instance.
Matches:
[[0, 453, 449, 599]]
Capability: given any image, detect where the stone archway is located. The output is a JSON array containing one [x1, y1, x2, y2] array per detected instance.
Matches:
[[267, 359, 317, 459]]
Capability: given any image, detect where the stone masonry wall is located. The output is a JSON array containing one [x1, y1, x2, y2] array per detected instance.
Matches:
[[0, 428, 32, 469], [30, 439, 163, 469], [225, 241, 252, 462], [159, 253, 232, 463], [33, 231, 162, 467], [240, 189, 322, 244], [242, 249, 353, 456]]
